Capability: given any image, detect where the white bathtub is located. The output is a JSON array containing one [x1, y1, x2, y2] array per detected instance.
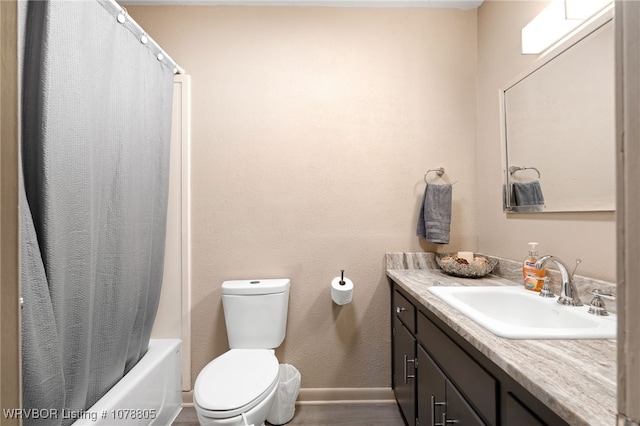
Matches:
[[73, 339, 182, 426]]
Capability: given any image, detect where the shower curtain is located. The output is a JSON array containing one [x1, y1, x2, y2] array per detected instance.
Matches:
[[19, 1, 174, 424]]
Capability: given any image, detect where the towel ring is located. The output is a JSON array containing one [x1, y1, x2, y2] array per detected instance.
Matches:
[[424, 167, 445, 184], [509, 166, 541, 180]]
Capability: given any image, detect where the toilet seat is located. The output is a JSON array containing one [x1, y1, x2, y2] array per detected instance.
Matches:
[[194, 349, 279, 419]]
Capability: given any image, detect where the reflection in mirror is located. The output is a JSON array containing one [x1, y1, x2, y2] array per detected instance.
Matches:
[[502, 17, 614, 213]]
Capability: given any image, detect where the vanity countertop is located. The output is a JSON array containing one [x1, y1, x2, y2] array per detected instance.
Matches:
[[387, 268, 616, 426]]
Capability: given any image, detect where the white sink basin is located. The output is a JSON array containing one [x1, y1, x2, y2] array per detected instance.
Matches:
[[427, 286, 616, 339]]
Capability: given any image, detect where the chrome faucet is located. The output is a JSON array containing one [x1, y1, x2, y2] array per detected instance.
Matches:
[[534, 255, 583, 306]]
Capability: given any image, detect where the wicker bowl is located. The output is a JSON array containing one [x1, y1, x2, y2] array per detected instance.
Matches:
[[435, 253, 498, 278]]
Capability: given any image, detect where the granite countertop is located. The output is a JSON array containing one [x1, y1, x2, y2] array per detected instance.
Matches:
[[386, 266, 617, 426]]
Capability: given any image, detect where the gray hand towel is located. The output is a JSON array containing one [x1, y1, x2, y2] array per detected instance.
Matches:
[[512, 181, 545, 207], [417, 183, 452, 244]]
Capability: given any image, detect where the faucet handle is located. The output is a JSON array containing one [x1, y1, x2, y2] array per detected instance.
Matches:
[[588, 289, 615, 316], [592, 289, 616, 300], [539, 277, 555, 298], [571, 258, 582, 280]]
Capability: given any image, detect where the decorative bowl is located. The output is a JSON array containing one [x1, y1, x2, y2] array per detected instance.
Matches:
[[435, 253, 498, 278]]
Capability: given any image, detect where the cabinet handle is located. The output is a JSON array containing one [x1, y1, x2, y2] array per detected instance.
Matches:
[[431, 395, 446, 426], [396, 306, 407, 314], [442, 412, 456, 424], [403, 355, 416, 384]]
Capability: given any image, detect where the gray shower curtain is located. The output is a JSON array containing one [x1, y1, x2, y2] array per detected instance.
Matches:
[[20, 1, 174, 424]]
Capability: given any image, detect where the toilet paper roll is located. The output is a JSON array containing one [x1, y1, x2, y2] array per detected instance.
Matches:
[[458, 251, 474, 263], [331, 276, 354, 305]]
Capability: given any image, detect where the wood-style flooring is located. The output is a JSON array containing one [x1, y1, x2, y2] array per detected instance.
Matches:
[[172, 403, 406, 426]]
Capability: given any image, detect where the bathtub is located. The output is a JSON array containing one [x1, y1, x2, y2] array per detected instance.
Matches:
[[73, 339, 182, 426]]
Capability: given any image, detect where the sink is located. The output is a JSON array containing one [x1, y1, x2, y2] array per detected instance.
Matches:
[[427, 286, 616, 339]]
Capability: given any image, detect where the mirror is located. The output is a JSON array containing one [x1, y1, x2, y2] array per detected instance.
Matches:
[[501, 16, 614, 213]]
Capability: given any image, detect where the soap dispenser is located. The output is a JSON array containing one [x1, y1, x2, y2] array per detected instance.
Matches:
[[523, 242, 546, 292]]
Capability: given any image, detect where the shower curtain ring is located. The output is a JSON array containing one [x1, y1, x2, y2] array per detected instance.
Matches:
[[117, 7, 128, 24]]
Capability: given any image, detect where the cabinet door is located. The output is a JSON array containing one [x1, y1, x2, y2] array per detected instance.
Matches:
[[417, 345, 446, 426], [394, 289, 416, 333], [393, 318, 416, 426], [445, 381, 486, 426], [418, 311, 497, 425], [504, 393, 545, 426]]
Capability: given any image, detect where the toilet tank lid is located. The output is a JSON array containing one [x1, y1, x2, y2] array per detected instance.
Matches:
[[222, 279, 290, 295]]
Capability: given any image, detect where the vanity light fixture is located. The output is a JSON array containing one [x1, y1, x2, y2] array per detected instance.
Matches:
[[565, 0, 612, 20], [521, 0, 613, 55]]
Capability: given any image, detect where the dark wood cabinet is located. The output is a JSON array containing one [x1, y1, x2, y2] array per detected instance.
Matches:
[[445, 380, 486, 426], [393, 319, 416, 426], [392, 289, 417, 426], [417, 309, 497, 425], [504, 393, 547, 426], [417, 344, 446, 425], [391, 282, 569, 426]]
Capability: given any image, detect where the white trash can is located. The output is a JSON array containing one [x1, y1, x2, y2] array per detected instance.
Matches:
[[266, 364, 301, 425]]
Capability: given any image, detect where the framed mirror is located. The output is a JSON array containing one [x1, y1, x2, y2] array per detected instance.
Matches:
[[501, 12, 614, 213]]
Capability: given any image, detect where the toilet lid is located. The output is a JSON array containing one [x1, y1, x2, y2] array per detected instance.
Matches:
[[194, 349, 279, 412]]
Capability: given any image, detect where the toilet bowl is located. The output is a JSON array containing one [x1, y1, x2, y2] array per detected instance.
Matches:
[[194, 349, 280, 426]]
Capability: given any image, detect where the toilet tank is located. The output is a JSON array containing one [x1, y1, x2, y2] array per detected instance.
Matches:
[[221, 279, 290, 349]]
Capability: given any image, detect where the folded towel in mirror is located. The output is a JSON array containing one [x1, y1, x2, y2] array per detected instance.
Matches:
[[417, 183, 452, 244], [512, 181, 545, 208]]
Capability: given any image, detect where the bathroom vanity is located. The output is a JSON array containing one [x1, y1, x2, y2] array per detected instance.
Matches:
[[387, 256, 616, 426]]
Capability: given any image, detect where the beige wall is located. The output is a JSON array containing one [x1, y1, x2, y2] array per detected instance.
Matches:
[[128, 6, 478, 390], [476, 0, 616, 282], [1, 0, 21, 418], [131, 0, 617, 393]]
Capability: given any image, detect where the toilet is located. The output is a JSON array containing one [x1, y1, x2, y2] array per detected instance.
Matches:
[[193, 279, 291, 426]]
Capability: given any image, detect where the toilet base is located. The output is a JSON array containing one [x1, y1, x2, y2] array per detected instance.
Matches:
[[195, 415, 267, 426], [195, 385, 277, 426]]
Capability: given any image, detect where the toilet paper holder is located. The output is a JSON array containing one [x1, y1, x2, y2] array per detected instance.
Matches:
[[331, 270, 354, 305]]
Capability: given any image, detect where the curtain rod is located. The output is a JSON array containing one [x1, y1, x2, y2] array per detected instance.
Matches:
[[99, 0, 185, 75]]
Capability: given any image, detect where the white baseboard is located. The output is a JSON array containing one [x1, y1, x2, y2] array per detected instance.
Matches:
[[181, 388, 396, 408], [182, 390, 194, 407]]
